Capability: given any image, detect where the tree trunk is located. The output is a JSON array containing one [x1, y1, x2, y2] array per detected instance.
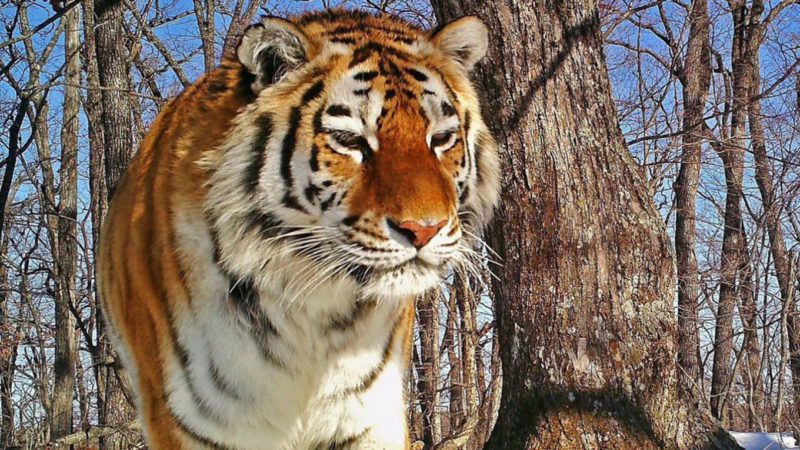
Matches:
[[416, 290, 443, 446], [674, 0, 711, 394], [0, 98, 29, 245], [734, 218, 763, 429], [51, 4, 81, 441], [95, 0, 134, 199], [709, 0, 760, 423], [94, 1, 138, 447], [456, 274, 479, 422], [745, 0, 799, 423], [444, 285, 463, 433], [430, 0, 739, 447], [81, 1, 114, 444], [1, 218, 18, 448], [192, 0, 216, 72]]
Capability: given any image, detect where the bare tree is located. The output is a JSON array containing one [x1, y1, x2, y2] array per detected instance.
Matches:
[[674, 0, 712, 394], [431, 0, 741, 447], [50, 2, 81, 440]]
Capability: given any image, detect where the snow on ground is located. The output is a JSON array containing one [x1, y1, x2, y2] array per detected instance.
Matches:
[[731, 432, 798, 449]]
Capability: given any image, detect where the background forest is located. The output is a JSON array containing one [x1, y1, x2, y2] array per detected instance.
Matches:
[[0, 0, 799, 448]]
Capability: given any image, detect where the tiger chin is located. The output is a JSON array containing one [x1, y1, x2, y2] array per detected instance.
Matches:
[[98, 9, 499, 450]]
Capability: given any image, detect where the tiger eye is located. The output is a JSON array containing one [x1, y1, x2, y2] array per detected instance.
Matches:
[[430, 131, 454, 149]]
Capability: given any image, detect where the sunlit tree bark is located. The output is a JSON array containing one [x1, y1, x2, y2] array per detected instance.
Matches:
[[431, 0, 740, 447]]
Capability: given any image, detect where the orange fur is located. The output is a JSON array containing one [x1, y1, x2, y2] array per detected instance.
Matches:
[[98, 10, 495, 449]]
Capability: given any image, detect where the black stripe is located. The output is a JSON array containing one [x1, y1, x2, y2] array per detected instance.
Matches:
[[475, 131, 491, 184], [353, 88, 370, 97], [313, 105, 325, 136], [327, 300, 377, 332], [171, 410, 235, 450], [207, 79, 229, 97], [236, 65, 258, 102], [166, 318, 225, 424], [310, 143, 321, 172], [326, 104, 351, 117], [280, 107, 309, 213], [319, 427, 372, 450], [405, 68, 428, 82], [330, 36, 356, 45], [341, 323, 396, 395], [350, 42, 410, 68], [459, 183, 471, 204], [209, 222, 223, 265], [208, 358, 241, 400], [462, 111, 474, 187], [303, 80, 326, 103], [350, 43, 378, 67], [229, 276, 285, 368], [244, 210, 282, 240], [298, 10, 371, 26], [326, 22, 417, 39], [320, 193, 337, 212], [245, 113, 273, 193], [353, 71, 379, 81], [304, 183, 322, 203], [378, 58, 403, 78]]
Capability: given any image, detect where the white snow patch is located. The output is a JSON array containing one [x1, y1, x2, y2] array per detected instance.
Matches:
[[731, 432, 798, 450]]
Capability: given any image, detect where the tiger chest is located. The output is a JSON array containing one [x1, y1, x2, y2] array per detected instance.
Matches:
[[166, 279, 408, 449]]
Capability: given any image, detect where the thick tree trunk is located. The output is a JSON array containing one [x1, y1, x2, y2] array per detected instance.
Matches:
[[50, 4, 81, 440], [95, 0, 134, 199], [674, 0, 711, 394], [80, 1, 115, 444], [93, 1, 137, 447], [431, 0, 739, 447]]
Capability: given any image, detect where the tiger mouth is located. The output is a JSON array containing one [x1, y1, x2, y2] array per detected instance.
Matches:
[[277, 229, 450, 283], [345, 257, 444, 285]]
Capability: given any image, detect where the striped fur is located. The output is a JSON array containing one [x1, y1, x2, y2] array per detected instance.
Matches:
[[98, 10, 499, 450]]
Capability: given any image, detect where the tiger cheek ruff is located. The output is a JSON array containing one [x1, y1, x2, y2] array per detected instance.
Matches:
[[97, 9, 500, 450]]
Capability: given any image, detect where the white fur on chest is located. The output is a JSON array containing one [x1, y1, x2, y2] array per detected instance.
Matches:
[[163, 211, 408, 449]]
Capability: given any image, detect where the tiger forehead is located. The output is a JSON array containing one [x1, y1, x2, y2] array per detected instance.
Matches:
[[294, 10, 424, 46]]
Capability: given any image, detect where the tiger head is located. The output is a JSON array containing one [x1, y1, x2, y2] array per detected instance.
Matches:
[[206, 11, 500, 301]]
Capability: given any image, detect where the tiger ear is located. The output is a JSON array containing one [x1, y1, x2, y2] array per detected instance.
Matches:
[[430, 16, 489, 71], [237, 17, 310, 92]]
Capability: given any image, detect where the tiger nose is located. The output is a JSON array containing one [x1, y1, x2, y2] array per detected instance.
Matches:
[[388, 219, 448, 249]]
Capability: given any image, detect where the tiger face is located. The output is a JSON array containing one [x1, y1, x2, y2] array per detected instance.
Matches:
[[207, 11, 499, 301]]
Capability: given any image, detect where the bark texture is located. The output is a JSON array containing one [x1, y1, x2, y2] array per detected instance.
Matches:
[[95, 0, 134, 199], [50, 4, 81, 440], [430, 0, 739, 448], [708, 0, 762, 423], [93, 1, 138, 447], [674, 0, 711, 393], [415, 291, 442, 447]]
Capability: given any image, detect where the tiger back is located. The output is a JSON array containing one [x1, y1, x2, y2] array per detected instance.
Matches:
[[98, 9, 499, 450]]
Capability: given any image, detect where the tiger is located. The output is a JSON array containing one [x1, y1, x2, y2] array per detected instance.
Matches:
[[97, 9, 499, 450]]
